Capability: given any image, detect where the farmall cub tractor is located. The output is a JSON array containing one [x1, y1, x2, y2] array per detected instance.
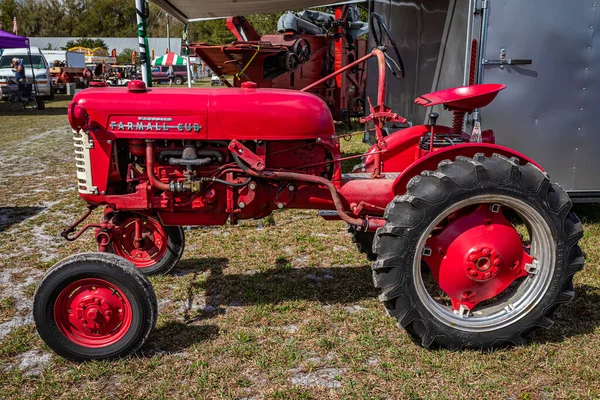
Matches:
[[34, 15, 583, 361]]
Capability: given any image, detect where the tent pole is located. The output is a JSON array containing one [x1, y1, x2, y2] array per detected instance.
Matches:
[[184, 23, 192, 88], [26, 42, 40, 105], [136, 0, 152, 87]]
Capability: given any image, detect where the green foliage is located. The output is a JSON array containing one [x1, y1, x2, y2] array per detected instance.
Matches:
[[116, 47, 137, 65], [0, 0, 19, 33], [63, 38, 108, 51], [0, 0, 283, 45], [0, 0, 367, 47]]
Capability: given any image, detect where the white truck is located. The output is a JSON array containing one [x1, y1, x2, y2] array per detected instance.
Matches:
[[0, 46, 53, 99]]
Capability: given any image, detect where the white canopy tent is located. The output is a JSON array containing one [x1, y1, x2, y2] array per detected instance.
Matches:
[[148, 0, 362, 22]]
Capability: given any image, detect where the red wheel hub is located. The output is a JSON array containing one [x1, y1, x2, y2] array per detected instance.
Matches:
[[54, 278, 132, 348], [112, 217, 167, 268], [425, 204, 534, 313]]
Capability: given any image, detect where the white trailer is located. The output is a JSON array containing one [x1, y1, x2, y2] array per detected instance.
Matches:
[[41, 50, 86, 68], [368, 0, 600, 201]]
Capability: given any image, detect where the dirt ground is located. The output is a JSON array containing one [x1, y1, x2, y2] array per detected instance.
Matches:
[[0, 96, 599, 399]]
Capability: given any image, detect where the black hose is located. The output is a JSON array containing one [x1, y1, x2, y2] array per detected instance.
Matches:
[[169, 157, 213, 166], [211, 177, 252, 187]]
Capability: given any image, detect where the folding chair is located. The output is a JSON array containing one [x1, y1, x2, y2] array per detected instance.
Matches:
[[8, 82, 36, 110]]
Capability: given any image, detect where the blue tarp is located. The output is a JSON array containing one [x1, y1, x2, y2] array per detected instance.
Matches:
[[0, 30, 29, 49]]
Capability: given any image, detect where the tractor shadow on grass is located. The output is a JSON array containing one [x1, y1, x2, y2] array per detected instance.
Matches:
[[0, 206, 46, 232], [529, 284, 600, 345], [171, 257, 600, 347], [172, 256, 377, 309], [144, 321, 219, 356], [572, 204, 600, 224]]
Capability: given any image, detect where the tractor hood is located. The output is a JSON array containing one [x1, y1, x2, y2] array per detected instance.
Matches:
[[69, 83, 334, 141]]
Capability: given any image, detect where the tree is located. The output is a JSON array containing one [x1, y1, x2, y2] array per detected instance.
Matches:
[[0, 0, 284, 46], [63, 38, 108, 50], [117, 48, 137, 65], [0, 0, 19, 33]]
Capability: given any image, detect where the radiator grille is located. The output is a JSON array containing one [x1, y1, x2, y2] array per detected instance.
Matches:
[[73, 129, 96, 194]]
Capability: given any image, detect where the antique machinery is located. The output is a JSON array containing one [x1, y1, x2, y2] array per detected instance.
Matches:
[[191, 4, 368, 123], [33, 14, 583, 361]]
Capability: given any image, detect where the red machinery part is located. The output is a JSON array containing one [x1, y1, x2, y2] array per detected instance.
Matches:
[[53, 278, 132, 348], [414, 83, 506, 112], [425, 204, 533, 312], [191, 5, 367, 122], [110, 216, 169, 269]]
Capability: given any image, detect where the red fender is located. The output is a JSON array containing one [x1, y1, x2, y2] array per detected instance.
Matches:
[[363, 125, 450, 173], [363, 124, 496, 174], [391, 143, 544, 196]]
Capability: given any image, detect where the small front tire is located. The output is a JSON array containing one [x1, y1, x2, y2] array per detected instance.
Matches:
[[33, 252, 157, 361]]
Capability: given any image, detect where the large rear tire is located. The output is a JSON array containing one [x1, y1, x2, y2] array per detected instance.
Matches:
[[373, 154, 584, 349], [33, 253, 157, 361]]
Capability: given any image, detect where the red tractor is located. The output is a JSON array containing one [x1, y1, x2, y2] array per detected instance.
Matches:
[[34, 15, 583, 361]]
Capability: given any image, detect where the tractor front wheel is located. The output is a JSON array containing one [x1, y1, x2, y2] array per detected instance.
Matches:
[[103, 214, 185, 275], [33, 253, 157, 361], [373, 154, 583, 349]]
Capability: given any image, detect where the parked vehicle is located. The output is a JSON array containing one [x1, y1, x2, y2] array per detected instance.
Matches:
[[43, 50, 88, 93], [151, 65, 187, 85], [210, 73, 224, 86], [42, 50, 86, 69], [0, 47, 53, 99], [34, 14, 583, 361]]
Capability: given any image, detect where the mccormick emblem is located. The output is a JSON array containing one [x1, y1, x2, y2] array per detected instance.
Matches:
[[109, 117, 202, 132]]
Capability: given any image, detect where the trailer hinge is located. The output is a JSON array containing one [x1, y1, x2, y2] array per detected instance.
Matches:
[[474, 0, 488, 14], [483, 48, 532, 69]]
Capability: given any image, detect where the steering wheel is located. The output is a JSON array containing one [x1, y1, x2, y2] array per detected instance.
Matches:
[[369, 13, 405, 80]]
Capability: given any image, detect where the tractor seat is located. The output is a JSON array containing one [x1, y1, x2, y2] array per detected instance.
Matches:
[[414, 83, 506, 112]]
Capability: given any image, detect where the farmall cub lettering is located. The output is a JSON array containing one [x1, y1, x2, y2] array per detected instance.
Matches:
[[33, 15, 583, 361], [109, 118, 202, 133]]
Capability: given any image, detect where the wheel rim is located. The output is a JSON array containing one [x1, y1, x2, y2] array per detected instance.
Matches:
[[54, 278, 132, 348], [413, 194, 555, 332], [113, 217, 168, 268]]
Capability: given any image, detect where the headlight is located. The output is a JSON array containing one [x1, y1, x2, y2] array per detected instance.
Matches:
[[37, 74, 47, 80]]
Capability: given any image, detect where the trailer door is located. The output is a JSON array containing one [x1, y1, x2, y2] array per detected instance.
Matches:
[[480, 0, 599, 194]]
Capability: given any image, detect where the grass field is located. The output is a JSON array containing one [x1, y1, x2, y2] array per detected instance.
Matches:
[[0, 96, 600, 399]]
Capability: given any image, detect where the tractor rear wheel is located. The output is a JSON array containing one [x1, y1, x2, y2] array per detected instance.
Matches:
[[105, 214, 185, 275], [33, 252, 157, 361], [373, 154, 583, 349]]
